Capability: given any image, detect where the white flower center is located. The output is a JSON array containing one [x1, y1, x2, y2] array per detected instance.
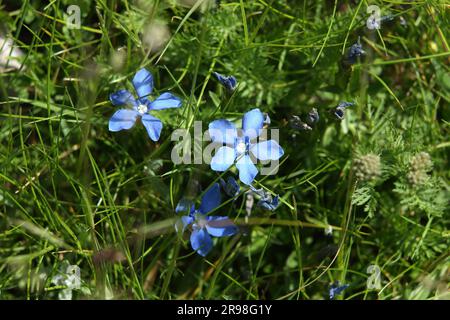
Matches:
[[196, 216, 208, 229], [236, 141, 246, 154], [137, 104, 148, 114]]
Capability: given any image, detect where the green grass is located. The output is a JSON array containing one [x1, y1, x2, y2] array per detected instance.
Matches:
[[0, 0, 449, 300]]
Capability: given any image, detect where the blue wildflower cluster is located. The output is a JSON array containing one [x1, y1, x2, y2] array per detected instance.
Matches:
[[107, 67, 358, 256], [108, 70, 285, 256], [107, 67, 360, 257]]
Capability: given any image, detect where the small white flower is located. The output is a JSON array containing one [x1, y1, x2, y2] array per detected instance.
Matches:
[[51, 264, 81, 300], [324, 225, 333, 236], [65, 265, 81, 290], [0, 36, 25, 72]]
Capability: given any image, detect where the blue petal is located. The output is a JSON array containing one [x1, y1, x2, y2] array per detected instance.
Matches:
[[149, 92, 182, 110], [141, 114, 163, 141], [190, 228, 213, 257], [210, 146, 236, 172], [227, 76, 237, 90], [175, 215, 194, 233], [132, 68, 154, 99], [199, 183, 221, 214], [108, 109, 139, 131], [110, 90, 138, 107], [137, 97, 152, 107], [242, 108, 264, 139], [250, 140, 284, 161], [206, 216, 239, 237], [208, 119, 237, 145], [236, 155, 258, 185], [175, 199, 195, 215], [174, 215, 194, 233]]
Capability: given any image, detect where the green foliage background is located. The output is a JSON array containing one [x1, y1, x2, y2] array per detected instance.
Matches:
[[0, 0, 448, 299]]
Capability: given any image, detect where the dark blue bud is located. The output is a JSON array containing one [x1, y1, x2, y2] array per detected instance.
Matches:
[[257, 195, 279, 211], [345, 42, 365, 65], [290, 115, 312, 131], [334, 107, 345, 120], [329, 282, 349, 300], [332, 102, 354, 120], [306, 108, 320, 124], [213, 72, 237, 91], [220, 177, 240, 197]]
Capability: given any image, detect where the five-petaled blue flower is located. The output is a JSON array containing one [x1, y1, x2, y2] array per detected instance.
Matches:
[[175, 183, 239, 257], [208, 108, 284, 185], [108, 68, 182, 141]]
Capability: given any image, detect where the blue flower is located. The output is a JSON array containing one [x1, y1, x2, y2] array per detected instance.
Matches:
[[209, 108, 284, 185], [329, 282, 349, 299], [220, 176, 240, 198], [108, 68, 182, 141], [175, 183, 239, 257], [213, 72, 237, 91]]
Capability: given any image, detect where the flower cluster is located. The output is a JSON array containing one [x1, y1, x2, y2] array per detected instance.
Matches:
[[353, 153, 381, 182], [108, 71, 285, 256], [407, 152, 433, 186]]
